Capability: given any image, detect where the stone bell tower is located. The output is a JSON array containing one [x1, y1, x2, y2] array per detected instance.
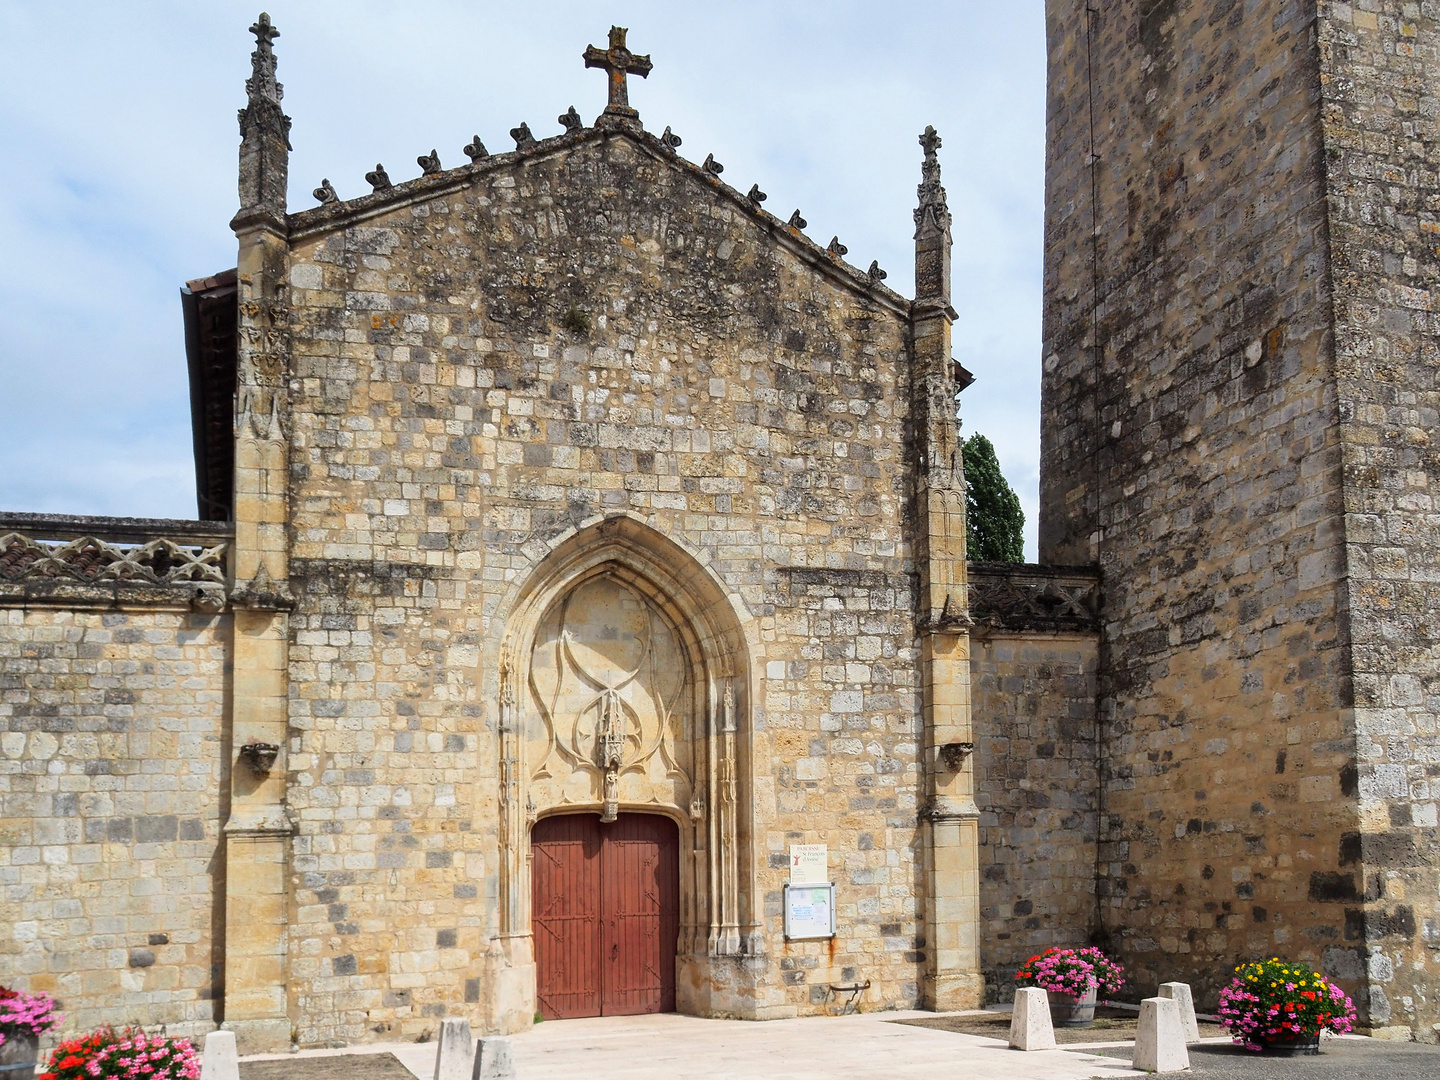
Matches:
[[1042, 0, 1440, 1037]]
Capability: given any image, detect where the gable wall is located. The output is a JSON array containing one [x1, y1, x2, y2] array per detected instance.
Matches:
[[280, 132, 926, 1040]]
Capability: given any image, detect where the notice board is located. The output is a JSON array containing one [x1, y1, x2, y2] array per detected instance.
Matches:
[[782, 882, 835, 940]]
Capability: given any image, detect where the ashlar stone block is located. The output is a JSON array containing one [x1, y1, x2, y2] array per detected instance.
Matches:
[[433, 1017, 473, 1080], [471, 1035, 515, 1080], [199, 1031, 239, 1080]]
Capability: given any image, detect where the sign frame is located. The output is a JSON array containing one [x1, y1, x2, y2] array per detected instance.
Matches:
[[782, 881, 836, 941]]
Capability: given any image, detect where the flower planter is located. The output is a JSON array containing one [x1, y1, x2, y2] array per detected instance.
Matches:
[[0, 1029, 41, 1080], [1259, 1032, 1321, 1056], [1048, 986, 1098, 1027]]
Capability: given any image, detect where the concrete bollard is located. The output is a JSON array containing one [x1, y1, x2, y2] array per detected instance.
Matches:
[[471, 1035, 516, 1080], [1158, 982, 1200, 1042], [1133, 997, 1190, 1073], [199, 1031, 240, 1080], [1008, 986, 1057, 1051], [433, 1017, 474, 1080]]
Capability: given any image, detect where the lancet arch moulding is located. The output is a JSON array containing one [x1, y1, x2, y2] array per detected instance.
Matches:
[[485, 513, 768, 1022]]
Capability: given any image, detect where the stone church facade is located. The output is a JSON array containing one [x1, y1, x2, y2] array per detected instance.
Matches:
[[1, 1, 1436, 1054], [1, 18, 1095, 1051]]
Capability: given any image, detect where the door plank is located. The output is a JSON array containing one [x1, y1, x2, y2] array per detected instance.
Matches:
[[531, 814, 602, 1020], [600, 814, 678, 1015]]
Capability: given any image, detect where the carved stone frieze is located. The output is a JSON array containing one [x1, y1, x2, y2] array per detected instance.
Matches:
[[236, 293, 290, 440]]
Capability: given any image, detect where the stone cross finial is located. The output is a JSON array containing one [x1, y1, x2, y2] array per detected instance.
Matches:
[[919, 124, 941, 157], [250, 11, 279, 46], [584, 26, 652, 119]]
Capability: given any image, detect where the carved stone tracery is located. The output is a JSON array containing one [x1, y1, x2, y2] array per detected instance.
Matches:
[[0, 530, 227, 610]]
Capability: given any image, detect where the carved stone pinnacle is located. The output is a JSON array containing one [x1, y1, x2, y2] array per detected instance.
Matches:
[[559, 106, 584, 133], [463, 135, 488, 162], [417, 149, 442, 175], [313, 178, 337, 204], [511, 122, 537, 150], [915, 123, 952, 237], [244, 12, 284, 105]]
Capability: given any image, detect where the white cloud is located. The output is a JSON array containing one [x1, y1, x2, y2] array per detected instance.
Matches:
[[0, 0, 1044, 557]]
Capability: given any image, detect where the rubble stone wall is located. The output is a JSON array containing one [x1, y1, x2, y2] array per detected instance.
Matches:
[[972, 630, 1099, 1002], [0, 605, 229, 1040], [1319, 1, 1440, 1035], [1042, 0, 1369, 1018], [280, 128, 927, 1042]]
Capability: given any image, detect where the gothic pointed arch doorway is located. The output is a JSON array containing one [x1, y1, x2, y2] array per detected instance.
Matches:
[[493, 515, 760, 1020]]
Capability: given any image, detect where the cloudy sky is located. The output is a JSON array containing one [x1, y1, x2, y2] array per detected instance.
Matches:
[[0, 2, 1046, 557]]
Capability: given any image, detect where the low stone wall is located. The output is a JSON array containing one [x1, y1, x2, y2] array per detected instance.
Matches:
[[0, 515, 231, 1040], [969, 563, 1100, 1002]]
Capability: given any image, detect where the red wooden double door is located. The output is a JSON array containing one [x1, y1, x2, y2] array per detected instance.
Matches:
[[531, 813, 679, 1019]]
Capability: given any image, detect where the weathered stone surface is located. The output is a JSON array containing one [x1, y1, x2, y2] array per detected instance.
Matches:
[[432, 1017, 473, 1080], [1042, 0, 1439, 1037], [973, 631, 1098, 998], [471, 1036, 514, 1080], [1132, 997, 1189, 1073], [1009, 986, 1057, 1051], [0, 596, 229, 1038], [1158, 982, 1198, 1043], [200, 1030, 240, 1080]]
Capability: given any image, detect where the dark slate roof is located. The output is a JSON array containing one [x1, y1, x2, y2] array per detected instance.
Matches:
[[181, 269, 237, 522]]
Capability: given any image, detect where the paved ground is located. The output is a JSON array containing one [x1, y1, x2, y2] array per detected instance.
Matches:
[[235, 1012, 1440, 1080], [893, 1004, 1229, 1044], [240, 1051, 415, 1079], [243, 1011, 1142, 1080], [1089, 1036, 1440, 1079]]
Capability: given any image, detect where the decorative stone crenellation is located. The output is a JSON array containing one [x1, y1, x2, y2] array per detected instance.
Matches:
[[967, 563, 1100, 634], [0, 514, 229, 611]]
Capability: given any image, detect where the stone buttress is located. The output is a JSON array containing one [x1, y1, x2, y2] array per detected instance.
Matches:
[[910, 126, 983, 1011], [223, 12, 297, 1055]]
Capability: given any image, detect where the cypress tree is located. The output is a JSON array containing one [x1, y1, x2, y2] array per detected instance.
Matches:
[[962, 433, 1025, 563]]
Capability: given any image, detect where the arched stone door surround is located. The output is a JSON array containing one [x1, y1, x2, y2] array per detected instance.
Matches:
[[491, 515, 762, 1020]]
